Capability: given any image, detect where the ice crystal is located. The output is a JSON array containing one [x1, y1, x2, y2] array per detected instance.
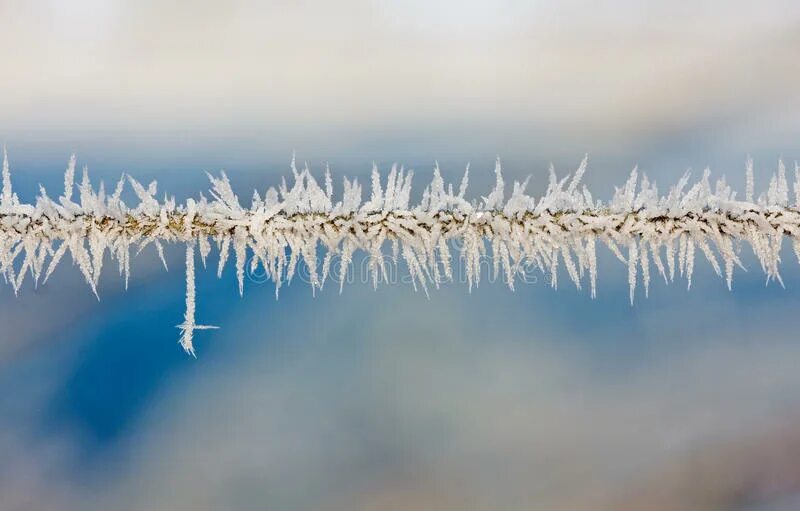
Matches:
[[2, 152, 800, 354]]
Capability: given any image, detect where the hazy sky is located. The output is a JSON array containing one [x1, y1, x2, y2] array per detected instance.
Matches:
[[1, 0, 799, 141]]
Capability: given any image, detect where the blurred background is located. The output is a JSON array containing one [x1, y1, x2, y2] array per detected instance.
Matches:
[[2, 1, 800, 509]]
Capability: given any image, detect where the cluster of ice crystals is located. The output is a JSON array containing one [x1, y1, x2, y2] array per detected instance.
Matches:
[[2, 149, 800, 355]]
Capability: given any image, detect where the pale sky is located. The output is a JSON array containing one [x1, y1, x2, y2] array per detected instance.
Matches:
[[1, 0, 799, 138]]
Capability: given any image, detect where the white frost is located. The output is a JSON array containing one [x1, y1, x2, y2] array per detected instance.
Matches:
[[2, 152, 800, 354]]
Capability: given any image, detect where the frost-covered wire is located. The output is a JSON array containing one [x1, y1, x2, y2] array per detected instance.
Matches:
[[2, 149, 800, 355]]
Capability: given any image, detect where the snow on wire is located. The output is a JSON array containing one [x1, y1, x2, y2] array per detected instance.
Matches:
[[2, 150, 800, 355]]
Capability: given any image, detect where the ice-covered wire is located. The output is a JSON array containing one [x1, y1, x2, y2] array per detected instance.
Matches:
[[2, 150, 800, 354]]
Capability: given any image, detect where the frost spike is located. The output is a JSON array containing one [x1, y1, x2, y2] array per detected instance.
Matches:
[[177, 242, 218, 357], [794, 161, 800, 207], [1, 147, 12, 207], [746, 156, 754, 203], [628, 240, 638, 305], [64, 154, 77, 203]]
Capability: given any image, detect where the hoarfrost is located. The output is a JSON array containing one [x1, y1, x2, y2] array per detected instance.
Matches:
[[2, 152, 800, 354]]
